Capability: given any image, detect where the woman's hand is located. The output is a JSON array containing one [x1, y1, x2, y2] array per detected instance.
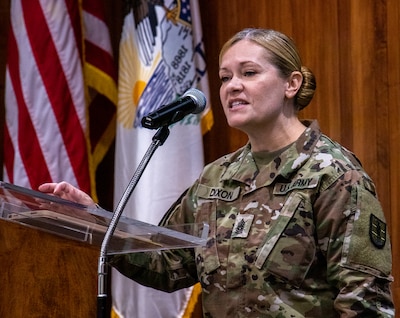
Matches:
[[38, 181, 96, 206]]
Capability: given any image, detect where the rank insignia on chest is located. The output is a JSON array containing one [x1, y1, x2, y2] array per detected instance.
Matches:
[[231, 214, 254, 238], [369, 214, 386, 249]]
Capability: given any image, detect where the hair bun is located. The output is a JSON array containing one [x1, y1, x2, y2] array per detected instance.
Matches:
[[296, 66, 316, 110]]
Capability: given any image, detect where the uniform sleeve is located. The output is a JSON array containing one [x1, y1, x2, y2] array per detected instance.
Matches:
[[109, 186, 200, 292], [314, 170, 395, 317]]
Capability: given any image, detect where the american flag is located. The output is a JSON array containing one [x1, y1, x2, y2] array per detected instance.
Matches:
[[3, 0, 117, 199]]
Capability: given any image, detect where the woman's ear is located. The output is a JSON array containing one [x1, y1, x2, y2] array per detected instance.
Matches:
[[285, 71, 303, 99]]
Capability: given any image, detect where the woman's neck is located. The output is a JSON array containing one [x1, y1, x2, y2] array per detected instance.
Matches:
[[247, 118, 306, 152]]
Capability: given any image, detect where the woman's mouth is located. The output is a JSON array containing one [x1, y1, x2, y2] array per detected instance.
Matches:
[[229, 100, 248, 108]]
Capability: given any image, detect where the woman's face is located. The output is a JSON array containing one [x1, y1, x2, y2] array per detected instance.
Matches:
[[219, 39, 293, 134]]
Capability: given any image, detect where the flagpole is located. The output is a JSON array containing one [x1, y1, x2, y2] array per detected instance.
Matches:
[[97, 126, 170, 318]]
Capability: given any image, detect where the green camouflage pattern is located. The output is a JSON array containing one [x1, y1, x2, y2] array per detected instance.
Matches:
[[111, 120, 395, 317]]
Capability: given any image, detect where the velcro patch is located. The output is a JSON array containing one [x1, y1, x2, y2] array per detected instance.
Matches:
[[274, 177, 319, 195], [231, 214, 254, 238], [369, 214, 386, 249], [196, 184, 240, 201]]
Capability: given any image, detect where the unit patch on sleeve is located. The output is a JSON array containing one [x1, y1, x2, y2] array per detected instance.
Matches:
[[369, 214, 386, 249]]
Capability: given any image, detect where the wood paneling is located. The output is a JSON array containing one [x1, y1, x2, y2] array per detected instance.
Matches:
[[387, 0, 400, 308], [0, 0, 399, 313], [0, 219, 99, 317]]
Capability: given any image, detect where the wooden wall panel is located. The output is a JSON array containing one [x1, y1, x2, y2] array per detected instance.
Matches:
[[387, 0, 400, 307], [0, 0, 399, 313]]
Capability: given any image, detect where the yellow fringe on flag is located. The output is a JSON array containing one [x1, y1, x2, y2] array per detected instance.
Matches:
[[111, 306, 121, 318], [182, 283, 202, 318]]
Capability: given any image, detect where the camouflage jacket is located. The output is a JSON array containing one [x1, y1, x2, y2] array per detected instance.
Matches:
[[111, 120, 395, 317]]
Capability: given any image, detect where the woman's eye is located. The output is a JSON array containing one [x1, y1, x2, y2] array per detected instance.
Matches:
[[220, 76, 230, 83], [244, 70, 256, 77]]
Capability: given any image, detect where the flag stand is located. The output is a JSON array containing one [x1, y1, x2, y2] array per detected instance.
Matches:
[[97, 126, 170, 318]]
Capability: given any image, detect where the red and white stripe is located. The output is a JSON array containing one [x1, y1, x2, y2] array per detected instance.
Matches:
[[4, 0, 117, 195]]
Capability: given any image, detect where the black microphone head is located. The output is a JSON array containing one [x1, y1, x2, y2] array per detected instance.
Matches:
[[183, 88, 207, 114]]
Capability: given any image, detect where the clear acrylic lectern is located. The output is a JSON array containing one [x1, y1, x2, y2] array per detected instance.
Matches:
[[0, 181, 207, 254], [0, 181, 207, 317]]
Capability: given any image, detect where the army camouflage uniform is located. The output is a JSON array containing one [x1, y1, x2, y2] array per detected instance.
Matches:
[[111, 120, 395, 317]]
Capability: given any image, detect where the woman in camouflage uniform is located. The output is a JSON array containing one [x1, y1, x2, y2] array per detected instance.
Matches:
[[39, 28, 395, 317]]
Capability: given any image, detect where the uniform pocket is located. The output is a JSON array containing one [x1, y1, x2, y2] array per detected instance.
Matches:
[[194, 200, 220, 275], [256, 192, 316, 287]]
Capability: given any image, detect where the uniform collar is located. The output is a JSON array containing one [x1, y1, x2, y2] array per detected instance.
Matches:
[[220, 120, 322, 187]]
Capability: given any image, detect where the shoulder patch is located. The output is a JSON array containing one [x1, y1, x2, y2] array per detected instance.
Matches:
[[369, 214, 386, 249]]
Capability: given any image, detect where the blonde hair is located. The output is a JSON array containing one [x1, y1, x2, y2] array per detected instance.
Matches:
[[219, 28, 316, 110]]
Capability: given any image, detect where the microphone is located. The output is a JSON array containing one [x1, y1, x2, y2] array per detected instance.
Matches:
[[141, 88, 207, 129]]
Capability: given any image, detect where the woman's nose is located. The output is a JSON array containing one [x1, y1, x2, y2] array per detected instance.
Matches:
[[226, 76, 243, 91]]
